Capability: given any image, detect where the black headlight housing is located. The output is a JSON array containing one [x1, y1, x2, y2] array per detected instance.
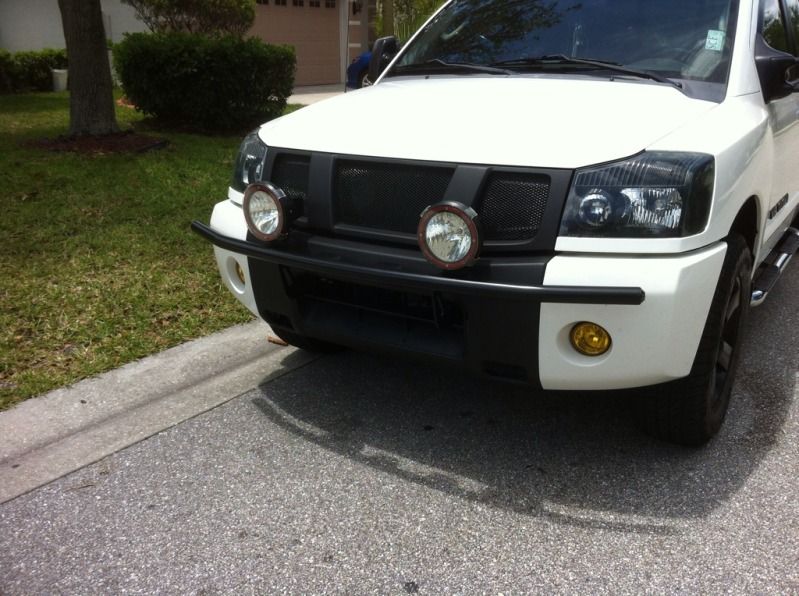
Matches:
[[559, 152, 715, 238], [231, 129, 268, 192]]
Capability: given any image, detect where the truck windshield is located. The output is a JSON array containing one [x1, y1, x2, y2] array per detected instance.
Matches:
[[392, 0, 738, 87]]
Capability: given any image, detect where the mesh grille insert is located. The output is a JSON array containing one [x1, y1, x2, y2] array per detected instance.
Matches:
[[271, 154, 310, 202], [270, 151, 554, 245], [334, 160, 454, 233], [478, 172, 550, 241]]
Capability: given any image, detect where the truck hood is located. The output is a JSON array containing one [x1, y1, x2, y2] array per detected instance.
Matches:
[[261, 77, 719, 169]]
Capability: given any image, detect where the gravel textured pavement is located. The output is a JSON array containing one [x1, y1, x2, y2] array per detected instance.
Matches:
[[1, 265, 797, 594]]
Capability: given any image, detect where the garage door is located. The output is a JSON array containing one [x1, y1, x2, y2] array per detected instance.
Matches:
[[251, 0, 342, 86]]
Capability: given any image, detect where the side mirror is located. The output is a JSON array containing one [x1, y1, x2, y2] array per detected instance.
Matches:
[[368, 36, 399, 84], [755, 35, 799, 103]]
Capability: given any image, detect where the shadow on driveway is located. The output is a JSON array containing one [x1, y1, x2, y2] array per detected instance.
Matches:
[[250, 269, 797, 536]]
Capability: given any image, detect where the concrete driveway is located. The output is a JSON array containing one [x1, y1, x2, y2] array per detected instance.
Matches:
[[289, 84, 346, 105], [1, 264, 797, 593]]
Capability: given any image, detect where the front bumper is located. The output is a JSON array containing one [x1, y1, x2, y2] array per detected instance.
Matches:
[[193, 199, 726, 391], [192, 221, 645, 306]]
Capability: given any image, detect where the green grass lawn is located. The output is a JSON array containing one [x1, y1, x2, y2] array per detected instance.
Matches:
[[0, 91, 281, 409]]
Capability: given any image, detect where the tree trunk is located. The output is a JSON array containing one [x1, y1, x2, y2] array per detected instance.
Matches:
[[57, 0, 119, 136]]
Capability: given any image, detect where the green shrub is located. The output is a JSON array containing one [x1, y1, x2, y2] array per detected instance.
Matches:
[[113, 32, 295, 131], [0, 50, 13, 94], [15, 49, 68, 91], [0, 48, 68, 93], [122, 0, 256, 36]]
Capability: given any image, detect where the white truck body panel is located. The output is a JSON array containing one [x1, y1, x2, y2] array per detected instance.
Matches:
[[200, 0, 798, 407]]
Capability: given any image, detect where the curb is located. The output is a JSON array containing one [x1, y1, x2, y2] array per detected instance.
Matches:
[[0, 321, 319, 504]]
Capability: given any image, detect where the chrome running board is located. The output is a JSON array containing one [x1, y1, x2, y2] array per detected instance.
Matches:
[[751, 227, 799, 306]]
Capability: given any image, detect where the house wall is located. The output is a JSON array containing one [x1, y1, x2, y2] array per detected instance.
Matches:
[[0, 0, 371, 87], [346, 0, 370, 64], [0, 0, 147, 52]]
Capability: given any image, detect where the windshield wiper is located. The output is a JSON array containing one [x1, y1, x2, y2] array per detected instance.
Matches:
[[392, 58, 513, 76], [491, 54, 683, 89]]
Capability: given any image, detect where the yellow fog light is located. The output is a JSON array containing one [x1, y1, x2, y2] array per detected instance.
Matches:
[[235, 262, 246, 285], [570, 322, 611, 356]]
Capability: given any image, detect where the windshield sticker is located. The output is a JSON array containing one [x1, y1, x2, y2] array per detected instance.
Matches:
[[705, 30, 726, 52]]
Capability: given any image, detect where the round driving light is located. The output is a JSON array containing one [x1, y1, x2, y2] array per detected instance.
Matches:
[[570, 322, 612, 356], [578, 191, 612, 228], [243, 182, 286, 242], [418, 202, 481, 270]]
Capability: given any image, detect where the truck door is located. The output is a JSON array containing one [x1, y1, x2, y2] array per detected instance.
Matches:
[[760, 0, 799, 249]]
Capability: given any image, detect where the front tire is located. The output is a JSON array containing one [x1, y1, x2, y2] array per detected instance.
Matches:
[[635, 234, 752, 446]]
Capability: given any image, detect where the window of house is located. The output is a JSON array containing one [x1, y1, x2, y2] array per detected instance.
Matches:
[[325, 0, 336, 8], [310, 0, 320, 6]]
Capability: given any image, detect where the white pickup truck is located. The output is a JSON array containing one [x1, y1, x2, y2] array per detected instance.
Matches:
[[193, 0, 799, 445]]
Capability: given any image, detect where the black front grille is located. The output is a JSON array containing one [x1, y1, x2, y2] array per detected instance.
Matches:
[[266, 150, 558, 247], [271, 153, 310, 202], [334, 160, 454, 233], [478, 172, 549, 241]]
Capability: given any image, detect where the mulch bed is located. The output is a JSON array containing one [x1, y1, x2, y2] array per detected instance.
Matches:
[[25, 130, 168, 154]]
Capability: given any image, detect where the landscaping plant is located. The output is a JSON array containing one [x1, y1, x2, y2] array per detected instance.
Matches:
[[113, 33, 295, 132]]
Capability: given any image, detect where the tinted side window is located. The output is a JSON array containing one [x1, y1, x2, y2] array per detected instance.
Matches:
[[785, 0, 799, 54], [762, 0, 789, 51]]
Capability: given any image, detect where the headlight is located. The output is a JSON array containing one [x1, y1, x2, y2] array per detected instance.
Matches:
[[231, 129, 268, 192], [418, 202, 481, 270], [244, 182, 287, 242], [559, 152, 714, 238]]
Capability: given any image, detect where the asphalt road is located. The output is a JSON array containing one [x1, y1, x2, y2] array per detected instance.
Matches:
[[1, 264, 797, 594]]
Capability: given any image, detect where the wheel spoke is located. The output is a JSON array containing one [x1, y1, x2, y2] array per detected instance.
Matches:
[[725, 279, 741, 324], [717, 340, 733, 372]]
